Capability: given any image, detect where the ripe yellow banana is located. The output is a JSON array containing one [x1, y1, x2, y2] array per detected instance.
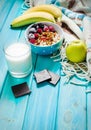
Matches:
[[23, 4, 62, 19], [11, 11, 56, 28]]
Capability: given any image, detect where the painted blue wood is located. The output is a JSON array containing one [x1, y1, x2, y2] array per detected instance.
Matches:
[[86, 83, 91, 130], [0, 0, 7, 12], [0, 0, 91, 130], [0, 0, 16, 30], [0, 48, 7, 94], [23, 56, 61, 130], [0, 0, 24, 93], [0, 1, 37, 129], [55, 76, 87, 130], [0, 72, 33, 130]]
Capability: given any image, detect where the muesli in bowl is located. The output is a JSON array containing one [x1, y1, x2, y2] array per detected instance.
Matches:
[[25, 22, 64, 55]]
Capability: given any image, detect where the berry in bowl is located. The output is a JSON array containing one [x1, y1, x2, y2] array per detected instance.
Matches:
[[25, 22, 64, 55]]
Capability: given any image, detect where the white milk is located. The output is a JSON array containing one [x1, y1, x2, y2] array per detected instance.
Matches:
[[4, 43, 32, 78]]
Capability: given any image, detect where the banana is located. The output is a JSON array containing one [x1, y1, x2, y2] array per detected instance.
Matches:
[[11, 11, 56, 28], [23, 4, 62, 19]]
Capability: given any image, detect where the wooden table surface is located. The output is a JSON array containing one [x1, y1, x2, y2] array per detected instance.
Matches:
[[0, 0, 91, 130]]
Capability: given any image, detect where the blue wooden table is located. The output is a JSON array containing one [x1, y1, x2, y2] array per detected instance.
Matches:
[[0, 0, 91, 130]]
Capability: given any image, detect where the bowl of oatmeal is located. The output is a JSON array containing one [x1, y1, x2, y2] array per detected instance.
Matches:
[[25, 22, 64, 55]]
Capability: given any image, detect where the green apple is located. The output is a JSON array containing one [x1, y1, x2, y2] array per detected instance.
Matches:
[[66, 40, 87, 63]]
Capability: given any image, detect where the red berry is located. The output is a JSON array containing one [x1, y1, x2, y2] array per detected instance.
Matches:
[[29, 38, 36, 44], [34, 33, 39, 39], [43, 26, 49, 32], [37, 28, 42, 34], [49, 25, 55, 32]]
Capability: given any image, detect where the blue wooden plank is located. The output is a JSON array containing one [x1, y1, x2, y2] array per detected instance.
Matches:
[[0, 0, 90, 130], [0, 0, 24, 31], [0, 72, 33, 130], [0, 24, 35, 129], [0, 47, 7, 94], [55, 74, 86, 130], [0, 0, 37, 128], [0, 0, 16, 30], [23, 56, 61, 130], [0, 0, 27, 48], [0, 0, 7, 11], [0, 0, 24, 93], [86, 84, 91, 130], [0, 36, 37, 129]]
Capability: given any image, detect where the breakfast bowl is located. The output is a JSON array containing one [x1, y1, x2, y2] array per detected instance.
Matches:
[[25, 22, 64, 55]]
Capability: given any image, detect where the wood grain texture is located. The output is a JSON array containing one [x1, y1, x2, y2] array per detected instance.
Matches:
[[86, 84, 91, 130], [0, 1, 33, 130], [0, 0, 23, 94], [0, 0, 90, 130], [56, 77, 87, 130], [23, 56, 61, 130]]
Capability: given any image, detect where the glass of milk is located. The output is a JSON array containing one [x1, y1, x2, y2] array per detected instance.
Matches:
[[4, 42, 32, 78]]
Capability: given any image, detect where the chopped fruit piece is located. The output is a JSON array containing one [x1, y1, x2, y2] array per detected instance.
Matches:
[[29, 38, 36, 44], [31, 24, 37, 28], [37, 28, 42, 34], [34, 33, 39, 39], [38, 23, 44, 29], [29, 28, 36, 33], [49, 25, 55, 32], [28, 33, 35, 39], [43, 26, 49, 32]]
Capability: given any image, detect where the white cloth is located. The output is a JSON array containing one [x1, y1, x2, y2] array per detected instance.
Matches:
[[56, 0, 91, 17]]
